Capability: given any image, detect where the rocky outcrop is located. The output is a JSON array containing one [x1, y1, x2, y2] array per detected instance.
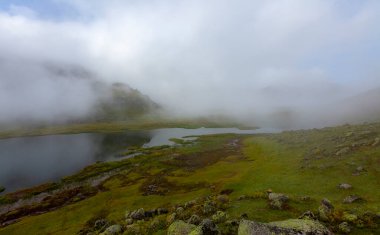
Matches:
[[238, 219, 332, 235]]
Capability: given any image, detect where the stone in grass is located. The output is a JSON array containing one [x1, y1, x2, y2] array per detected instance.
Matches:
[[167, 220, 196, 235], [318, 198, 334, 222], [338, 222, 351, 234], [338, 183, 352, 190], [212, 211, 228, 223], [203, 201, 217, 214], [238, 219, 332, 235], [268, 193, 289, 210], [130, 208, 145, 220], [191, 219, 219, 235], [343, 195, 364, 204], [100, 224, 123, 235], [187, 214, 201, 225]]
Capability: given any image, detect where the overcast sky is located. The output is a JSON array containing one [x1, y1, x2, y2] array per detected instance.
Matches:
[[0, 0, 380, 127]]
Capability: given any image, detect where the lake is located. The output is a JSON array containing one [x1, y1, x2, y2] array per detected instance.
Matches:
[[0, 127, 280, 193]]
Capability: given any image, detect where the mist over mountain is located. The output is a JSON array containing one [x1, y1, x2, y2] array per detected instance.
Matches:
[[0, 60, 160, 128]]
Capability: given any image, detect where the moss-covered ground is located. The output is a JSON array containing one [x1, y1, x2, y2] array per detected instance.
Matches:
[[0, 123, 379, 234]]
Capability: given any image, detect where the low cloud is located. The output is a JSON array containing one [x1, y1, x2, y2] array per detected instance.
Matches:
[[1, 0, 380, 128]]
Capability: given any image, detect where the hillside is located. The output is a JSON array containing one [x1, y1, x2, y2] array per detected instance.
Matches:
[[0, 122, 379, 234]]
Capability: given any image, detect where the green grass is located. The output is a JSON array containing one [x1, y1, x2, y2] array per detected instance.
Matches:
[[0, 123, 379, 234]]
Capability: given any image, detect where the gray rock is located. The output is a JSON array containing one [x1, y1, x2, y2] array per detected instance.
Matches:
[[197, 219, 219, 235], [238, 219, 332, 235], [167, 220, 196, 235], [185, 200, 196, 208], [268, 193, 289, 210], [94, 219, 110, 230], [130, 208, 145, 220], [298, 211, 316, 220], [343, 195, 364, 204], [338, 183, 352, 190], [101, 224, 122, 235], [125, 218, 133, 225], [187, 214, 201, 225], [176, 207, 185, 215]]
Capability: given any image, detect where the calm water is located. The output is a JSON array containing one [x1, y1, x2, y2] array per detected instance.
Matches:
[[0, 127, 279, 193]]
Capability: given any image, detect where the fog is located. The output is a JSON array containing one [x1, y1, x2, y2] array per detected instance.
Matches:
[[1, 0, 380, 129]]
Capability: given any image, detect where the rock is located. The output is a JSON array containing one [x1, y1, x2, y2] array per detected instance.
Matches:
[[238, 219, 332, 235], [100, 224, 122, 235], [167, 220, 196, 235], [268, 193, 289, 210], [318, 198, 334, 222], [94, 219, 110, 230], [185, 200, 196, 208], [336, 147, 350, 156], [338, 222, 351, 234], [125, 218, 133, 225], [343, 195, 364, 204], [212, 211, 228, 223], [130, 208, 145, 220], [157, 207, 169, 215], [298, 211, 316, 220], [192, 219, 219, 235], [176, 207, 185, 215], [338, 183, 352, 190], [203, 201, 216, 214], [187, 214, 201, 225], [356, 166, 365, 172], [0, 186, 5, 193]]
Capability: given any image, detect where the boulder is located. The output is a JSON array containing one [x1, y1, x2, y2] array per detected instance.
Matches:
[[268, 193, 289, 210], [168, 220, 196, 235], [100, 224, 122, 235], [338, 183, 352, 190], [343, 195, 364, 204], [238, 219, 332, 235]]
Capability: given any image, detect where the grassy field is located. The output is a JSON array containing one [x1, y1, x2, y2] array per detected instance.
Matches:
[[0, 123, 379, 234]]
